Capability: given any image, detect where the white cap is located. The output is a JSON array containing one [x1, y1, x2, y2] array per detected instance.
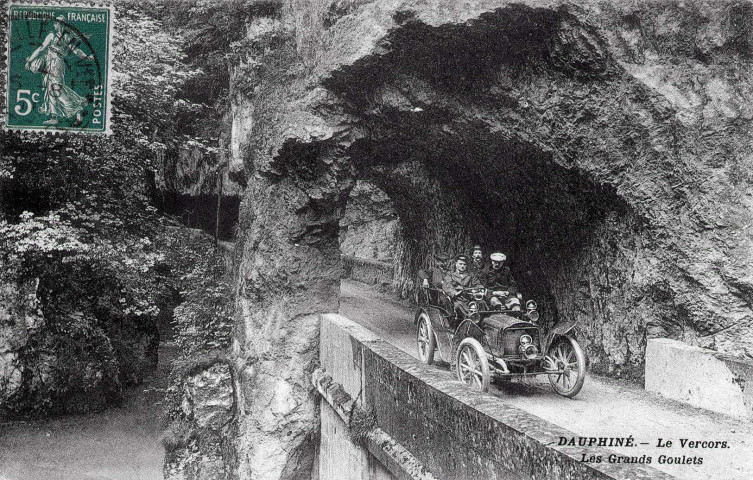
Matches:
[[490, 252, 506, 262]]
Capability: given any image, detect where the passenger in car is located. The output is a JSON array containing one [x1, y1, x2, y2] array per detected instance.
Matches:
[[468, 245, 486, 275], [480, 252, 519, 309], [440, 255, 480, 328], [419, 251, 449, 288]]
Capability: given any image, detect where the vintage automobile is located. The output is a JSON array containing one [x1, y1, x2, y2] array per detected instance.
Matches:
[[414, 277, 586, 397]]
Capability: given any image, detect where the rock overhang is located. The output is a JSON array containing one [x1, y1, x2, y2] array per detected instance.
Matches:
[[226, 1, 753, 476]]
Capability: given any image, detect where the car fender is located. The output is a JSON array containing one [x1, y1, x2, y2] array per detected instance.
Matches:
[[544, 320, 578, 353], [414, 307, 428, 325], [416, 306, 455, 363]]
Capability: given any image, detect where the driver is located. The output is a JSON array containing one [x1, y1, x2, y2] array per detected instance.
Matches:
[[443, 255, 482, 319], [442, 255, 480, 298], [481, 252, 519, 309]]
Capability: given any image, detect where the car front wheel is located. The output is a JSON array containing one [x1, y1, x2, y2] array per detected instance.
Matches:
[[455, 337, 490, 393], [547, 336, 586, 398]]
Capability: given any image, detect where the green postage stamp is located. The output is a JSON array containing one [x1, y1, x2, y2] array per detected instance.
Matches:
[[4, 3, 114, 134]]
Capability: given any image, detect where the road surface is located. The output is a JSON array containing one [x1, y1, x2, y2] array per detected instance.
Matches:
[[340, 279, 753, 480], [0, 345, 174, 480]]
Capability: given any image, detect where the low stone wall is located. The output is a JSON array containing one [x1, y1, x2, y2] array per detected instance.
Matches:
[[645, 338, 753, 419], [318, 313, 672, 480], [342, 255, 394, 287]]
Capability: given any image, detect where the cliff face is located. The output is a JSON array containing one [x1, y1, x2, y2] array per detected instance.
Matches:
[[339, 180, 399, 262], [0, 257, 158, 417], [224, 0, 753, 477], [154, 146, 243, 241]]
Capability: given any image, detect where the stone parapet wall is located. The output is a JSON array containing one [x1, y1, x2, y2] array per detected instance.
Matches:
[[645, 338, 753, 419], [342, 255, 394, 287], [319, 313, 673, 480]]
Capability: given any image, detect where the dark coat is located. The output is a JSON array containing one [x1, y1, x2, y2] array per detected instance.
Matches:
[[417, 266, 447, 288], [442, 270, 481, 297], [480, 265, 518, 294], [467, 259, 486, 276]]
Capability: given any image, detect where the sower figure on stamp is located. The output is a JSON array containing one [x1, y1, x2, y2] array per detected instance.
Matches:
[[25, 16, 93, 126]]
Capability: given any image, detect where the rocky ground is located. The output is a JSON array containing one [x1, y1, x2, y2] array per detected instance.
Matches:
[[0, 343, 176, 480]]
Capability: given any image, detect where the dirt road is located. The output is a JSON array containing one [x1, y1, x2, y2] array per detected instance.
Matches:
[[0, 281, 749, 480], [340, 279, 753, 480], [0, 345, 175, 480]]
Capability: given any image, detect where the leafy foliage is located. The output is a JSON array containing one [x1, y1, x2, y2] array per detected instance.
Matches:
[[158, 229, 234, 354], [0, 1, 222, 417], [0, 0, 245, 420], [0, 1, 211, 218]]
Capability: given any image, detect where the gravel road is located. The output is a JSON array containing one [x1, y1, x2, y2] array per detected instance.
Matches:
[[340, 279, 753, 480]]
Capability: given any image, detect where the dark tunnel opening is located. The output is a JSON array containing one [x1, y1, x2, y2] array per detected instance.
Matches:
[[347, 128, 632, 334], [325, 4, 651, 378], [155, 191, 240, 241]]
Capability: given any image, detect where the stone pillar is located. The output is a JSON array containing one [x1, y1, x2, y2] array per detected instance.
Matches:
[[234, 148, 353, 478]]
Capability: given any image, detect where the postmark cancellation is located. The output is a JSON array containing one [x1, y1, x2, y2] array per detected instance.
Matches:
[[4, 2, 114, 134]]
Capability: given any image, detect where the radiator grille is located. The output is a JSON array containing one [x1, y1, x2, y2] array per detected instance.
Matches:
[[501, 328, 539, 357]]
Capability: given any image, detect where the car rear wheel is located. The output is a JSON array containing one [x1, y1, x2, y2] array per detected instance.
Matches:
[[455, 337, 490, 393], [416, 312, 436, 365], [547, 336, 586, 398]]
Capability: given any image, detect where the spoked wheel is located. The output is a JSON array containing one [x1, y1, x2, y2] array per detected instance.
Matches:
[[547, 336, 586, 398], [416, 312, 436, 365], [455, 337, 490, 393]]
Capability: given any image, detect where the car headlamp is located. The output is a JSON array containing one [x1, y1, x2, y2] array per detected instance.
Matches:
[[526, 310, 540, 322], [520, 334, 532, 345], [468, 301, 478, 313], [519, 342, 538, 359], [526, 300, 538, 311]]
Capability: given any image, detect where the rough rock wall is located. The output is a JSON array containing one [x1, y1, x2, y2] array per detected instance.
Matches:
[[227, 0, 753, 477], [339, 180, 398, 262], [164, 362, 237, 480], [0, 261, 158, 417], [154, 146, 242, 240], [160, 229, 238, 480], [316, 0, 753, 374], [359, 161, 476, 298]]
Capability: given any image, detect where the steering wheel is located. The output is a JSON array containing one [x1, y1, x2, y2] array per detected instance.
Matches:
[[456, 286, 486, 301]]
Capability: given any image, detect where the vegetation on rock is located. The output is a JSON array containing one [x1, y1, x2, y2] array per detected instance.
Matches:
[[0, 1, 233, 418]]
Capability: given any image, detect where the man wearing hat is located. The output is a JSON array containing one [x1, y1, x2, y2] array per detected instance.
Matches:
[[444, 254, 483, 370], [442, 254, 481, 299], [468, 245, 486, 276], [481, 252, 519, 308]]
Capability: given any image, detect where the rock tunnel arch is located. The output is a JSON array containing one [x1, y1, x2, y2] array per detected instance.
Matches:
[[232, 3, 753, 478], [323, 4, 676, 379], [340, 180, 400, 264]]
